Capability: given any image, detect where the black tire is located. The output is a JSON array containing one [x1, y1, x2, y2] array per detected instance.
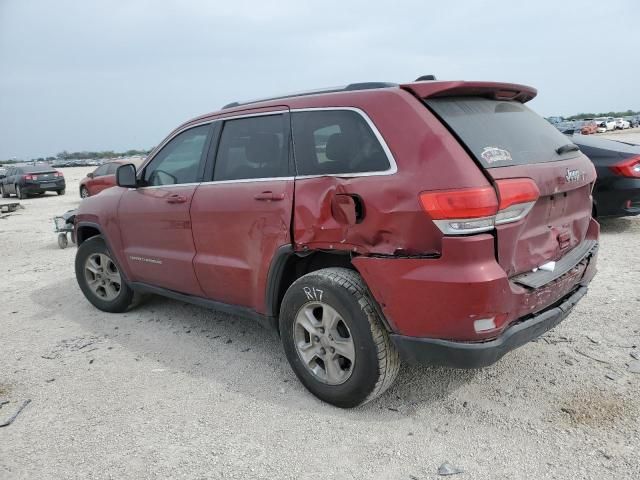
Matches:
[[0, 185, 8, 198], [57, 189, 66, 195], [16, 185, 26, 199], [58, 233, 69, 249], [75, 236, 134, 313], [279, 267, 400, 408]]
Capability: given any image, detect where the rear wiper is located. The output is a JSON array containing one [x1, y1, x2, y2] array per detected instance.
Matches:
[[556, 143, 580, 154]]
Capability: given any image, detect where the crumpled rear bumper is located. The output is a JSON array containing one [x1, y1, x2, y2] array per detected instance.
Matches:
[[390, 285, 587, 368], [353, 220, 598, 342]]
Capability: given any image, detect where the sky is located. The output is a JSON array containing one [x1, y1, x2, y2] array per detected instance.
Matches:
[[1, 0, 638, 159]]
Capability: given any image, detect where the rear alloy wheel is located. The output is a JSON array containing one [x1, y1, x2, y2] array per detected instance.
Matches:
[[280, 267, 400, 408], [75, 236, 134, 313], [16, 185, 26, 199], [293, 302, 356, 385], [80, 187, 89, 198]]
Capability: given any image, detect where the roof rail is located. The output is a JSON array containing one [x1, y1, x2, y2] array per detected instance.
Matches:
[[221, 82, 398, 109]]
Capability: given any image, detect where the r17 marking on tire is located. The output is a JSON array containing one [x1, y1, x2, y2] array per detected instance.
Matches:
[[303, 286, 323, 301]]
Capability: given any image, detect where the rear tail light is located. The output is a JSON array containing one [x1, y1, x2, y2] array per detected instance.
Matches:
[[494, 178, 540, 225], [23, 174, 36, 181], [609, 156, 640, 178], [419, 186, 498, 234], [419, 178, 539, 235], [54, 171, 63, 177]]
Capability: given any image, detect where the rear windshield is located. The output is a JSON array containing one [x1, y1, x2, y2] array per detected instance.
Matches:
[[426, 97, 580, 168], [23, 165, 55, 173]]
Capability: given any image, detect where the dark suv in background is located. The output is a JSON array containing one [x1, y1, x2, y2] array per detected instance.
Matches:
[[1, 165, 66, 199], [73, 78, 599, 407]]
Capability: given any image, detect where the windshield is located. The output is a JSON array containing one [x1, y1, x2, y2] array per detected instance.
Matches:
[[425, 97, 581, 168]]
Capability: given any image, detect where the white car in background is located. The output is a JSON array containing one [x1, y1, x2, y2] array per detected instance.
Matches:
[[615, 117, 630, 129], [595, 117, 616, 131]]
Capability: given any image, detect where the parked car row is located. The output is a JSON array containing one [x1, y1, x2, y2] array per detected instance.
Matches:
[[53, 159, 103, 168], [0, 158, 147, 201], [556, 116, 640, 135]]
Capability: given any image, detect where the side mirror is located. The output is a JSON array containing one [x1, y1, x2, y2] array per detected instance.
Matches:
[[116, 163, 137, 188], [86, 172, 94, 178]]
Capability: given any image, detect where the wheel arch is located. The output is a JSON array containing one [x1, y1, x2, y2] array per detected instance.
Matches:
[[76, 222, 102, 245], [265, 246, 359, 320], [75, 221, 131, 284]]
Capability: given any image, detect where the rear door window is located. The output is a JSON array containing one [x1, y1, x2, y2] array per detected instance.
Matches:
[[213, 114, 289, 181], [291, 110, 391, 175], [426, 97, 581, 168]]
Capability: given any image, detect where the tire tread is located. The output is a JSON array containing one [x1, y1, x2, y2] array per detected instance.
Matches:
[[75, 235, 133, 313], [301, 267, 400, 406]]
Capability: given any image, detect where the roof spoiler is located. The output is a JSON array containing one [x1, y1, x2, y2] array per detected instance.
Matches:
[[401, 80, 537, 103]]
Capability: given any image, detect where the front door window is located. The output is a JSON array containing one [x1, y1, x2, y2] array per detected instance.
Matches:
[[144, 125, 210, 186]]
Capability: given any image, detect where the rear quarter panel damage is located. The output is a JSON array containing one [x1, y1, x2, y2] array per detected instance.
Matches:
[[291, 89, 491, 256]]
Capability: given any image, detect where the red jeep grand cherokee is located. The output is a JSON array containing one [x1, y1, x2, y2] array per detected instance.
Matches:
[[74, 79, 599, 407]]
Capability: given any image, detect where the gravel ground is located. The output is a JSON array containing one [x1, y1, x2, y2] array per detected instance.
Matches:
[[1, 138, 639, 479]]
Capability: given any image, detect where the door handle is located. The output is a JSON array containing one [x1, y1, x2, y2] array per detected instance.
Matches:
[[166, 194, 187, 204], [254, 191, 285, 201]]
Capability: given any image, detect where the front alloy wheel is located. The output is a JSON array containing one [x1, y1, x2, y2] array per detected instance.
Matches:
[[84, 252, 122, 301], [75, 235, 134, 313]]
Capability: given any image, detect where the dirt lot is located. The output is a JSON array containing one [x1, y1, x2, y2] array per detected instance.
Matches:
[[1, 140, 639, 479]]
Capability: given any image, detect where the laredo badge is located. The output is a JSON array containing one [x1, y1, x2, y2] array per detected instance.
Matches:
[[481, 146, 512, 164]]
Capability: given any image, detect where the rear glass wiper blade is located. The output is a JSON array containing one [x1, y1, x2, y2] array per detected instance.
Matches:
[[556, 143, 580, 154]]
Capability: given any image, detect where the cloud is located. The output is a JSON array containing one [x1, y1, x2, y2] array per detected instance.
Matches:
[[0, 0, 637, 158]]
